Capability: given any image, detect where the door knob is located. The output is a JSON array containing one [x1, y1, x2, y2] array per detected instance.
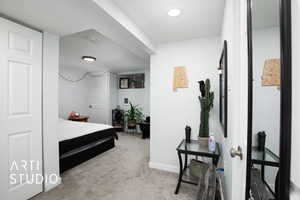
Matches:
[[230, 146, 243, 160]]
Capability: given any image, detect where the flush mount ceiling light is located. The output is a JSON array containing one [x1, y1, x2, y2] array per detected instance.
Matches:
[[168, 8, 181, 17], [82, 56, 96, 62]]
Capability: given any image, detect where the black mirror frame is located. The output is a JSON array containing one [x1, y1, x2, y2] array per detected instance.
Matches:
[[245, 0, 292, 199], [219, 40, 228, 138]]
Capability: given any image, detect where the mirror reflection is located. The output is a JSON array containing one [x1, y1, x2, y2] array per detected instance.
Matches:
[[250, 0, 280, 199]]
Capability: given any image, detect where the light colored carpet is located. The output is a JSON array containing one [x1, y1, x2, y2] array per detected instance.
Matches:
[[34, 133, 197, 200]]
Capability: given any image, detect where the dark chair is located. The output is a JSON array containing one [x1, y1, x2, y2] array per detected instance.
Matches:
[[138, 116, 150, 139], [112, 109, 124, 131]]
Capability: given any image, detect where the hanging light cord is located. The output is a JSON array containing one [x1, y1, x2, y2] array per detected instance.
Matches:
[[59, 72, 89, 82], [58, 71, 114, 83]]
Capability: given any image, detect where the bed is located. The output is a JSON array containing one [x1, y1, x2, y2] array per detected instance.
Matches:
[[58, 119, 117, 173]]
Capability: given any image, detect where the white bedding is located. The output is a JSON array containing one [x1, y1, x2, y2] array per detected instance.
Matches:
[[58, 119, 113, 141]]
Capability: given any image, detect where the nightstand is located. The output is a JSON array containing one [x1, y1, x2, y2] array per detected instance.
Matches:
[[68, 115, 89, 122]]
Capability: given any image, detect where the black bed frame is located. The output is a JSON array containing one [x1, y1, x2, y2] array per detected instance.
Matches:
[[59, 128, 117, 173]]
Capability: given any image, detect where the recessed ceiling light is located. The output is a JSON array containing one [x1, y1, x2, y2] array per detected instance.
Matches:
[[168, 9, 181, 17], [82, 56, 96, 62]]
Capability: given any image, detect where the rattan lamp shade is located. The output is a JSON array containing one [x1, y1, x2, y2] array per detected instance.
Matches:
[[261, 59, 280, 86], [173, 66, 188, 91]]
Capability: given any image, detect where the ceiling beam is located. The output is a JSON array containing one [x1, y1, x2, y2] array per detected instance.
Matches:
[[93, 0, 156, 54]]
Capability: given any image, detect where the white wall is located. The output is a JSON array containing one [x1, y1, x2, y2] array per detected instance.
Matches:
[[252, 27, 280, 154], [59, 69, 119, 124], [118, 70, 150, 116], [252, 27, 280, 188], [149, 37, 221, 172], [42, 32, 61, 191], [59, 67, 89, 119], [291, 0, 300, 198]]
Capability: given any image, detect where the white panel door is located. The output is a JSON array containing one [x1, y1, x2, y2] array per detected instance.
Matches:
[[229, 0, 248, 199], [88, 73, 110, 124], [0, 18, 43, 200]]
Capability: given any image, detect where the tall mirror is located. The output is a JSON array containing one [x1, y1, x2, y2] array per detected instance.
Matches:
[[251, 0, 280, 198], [246, 0, 292, 199]]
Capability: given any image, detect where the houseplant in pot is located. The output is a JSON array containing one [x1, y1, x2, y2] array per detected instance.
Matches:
[[125, 102, 144, 129], [198, 79, 214, 146]]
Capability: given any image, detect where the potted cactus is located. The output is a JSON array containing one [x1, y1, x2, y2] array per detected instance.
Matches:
[[198, 79, 214, 146]]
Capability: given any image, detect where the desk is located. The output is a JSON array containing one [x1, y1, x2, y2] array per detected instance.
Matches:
[[175, 139, 220, 194], [68, 115, 89, 122]]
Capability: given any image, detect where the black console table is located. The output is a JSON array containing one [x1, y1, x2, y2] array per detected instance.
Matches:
[[175, 139, 220, 194]]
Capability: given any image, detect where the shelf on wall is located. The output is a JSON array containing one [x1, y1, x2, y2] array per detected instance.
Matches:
[[119, 73, 145, 89]]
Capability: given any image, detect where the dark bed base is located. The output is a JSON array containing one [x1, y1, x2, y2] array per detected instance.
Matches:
[[59, 128, 117, 173]]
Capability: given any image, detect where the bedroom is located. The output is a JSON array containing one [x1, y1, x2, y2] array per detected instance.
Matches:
[[0, 0, 299, 200], [58, 29, 151, 172]]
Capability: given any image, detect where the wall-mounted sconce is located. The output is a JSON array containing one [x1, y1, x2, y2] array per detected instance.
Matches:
[[261, 58, 280, 87], [173, 66, 188, 92]]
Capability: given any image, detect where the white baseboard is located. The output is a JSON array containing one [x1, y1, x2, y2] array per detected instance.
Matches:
[[44, 176, 62, 192], [149, 162, 179, 173]]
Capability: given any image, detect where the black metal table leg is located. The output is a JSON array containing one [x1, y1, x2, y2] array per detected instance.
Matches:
[[261, 149, 266, 180], [213, 157, 219, 166], [184, 153, 188, 170], [275, 169, 279, 198], [175, 152, 183, 194]]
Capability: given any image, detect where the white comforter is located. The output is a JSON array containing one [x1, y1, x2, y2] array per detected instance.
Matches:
[[58, 119, 113, 141]]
